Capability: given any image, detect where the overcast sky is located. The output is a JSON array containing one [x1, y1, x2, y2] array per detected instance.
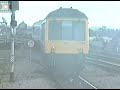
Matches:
[[0, 1, 120, 29]]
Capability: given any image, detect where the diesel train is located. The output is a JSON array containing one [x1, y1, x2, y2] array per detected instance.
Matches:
[[33, 7, 89, 77]]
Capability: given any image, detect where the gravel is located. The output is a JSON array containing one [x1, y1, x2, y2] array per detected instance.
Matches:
[[2, 44, 120, 89], [0, 45, 56, 89], [80, 61, 120, 89]]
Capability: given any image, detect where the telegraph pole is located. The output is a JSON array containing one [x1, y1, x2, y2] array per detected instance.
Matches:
[[9, 1, 19, 82]]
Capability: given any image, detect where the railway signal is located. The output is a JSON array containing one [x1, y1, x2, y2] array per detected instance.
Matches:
[[0, 1, 11, 13], [9, 1, 19, 10], [0, 1, 19, 13], [9, 1, 19, 82]]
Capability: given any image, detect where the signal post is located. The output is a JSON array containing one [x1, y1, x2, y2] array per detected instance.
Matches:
[[9, 1, 19, 82], [0, 1, 19, 82]]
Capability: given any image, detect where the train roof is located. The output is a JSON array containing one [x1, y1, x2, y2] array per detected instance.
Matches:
[[33, 20, 43, 27], [46, 7, 88, 19]]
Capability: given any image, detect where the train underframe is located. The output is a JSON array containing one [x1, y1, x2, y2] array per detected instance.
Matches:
[[41, 51, 86, 78]]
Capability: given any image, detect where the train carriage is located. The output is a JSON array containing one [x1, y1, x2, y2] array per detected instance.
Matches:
[[36, 7, 89, 77]]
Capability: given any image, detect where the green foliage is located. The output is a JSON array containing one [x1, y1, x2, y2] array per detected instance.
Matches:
[[89, 26, 120, 38]]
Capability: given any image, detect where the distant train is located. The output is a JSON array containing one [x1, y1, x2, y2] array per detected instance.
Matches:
[[33, 7, 89, 77]]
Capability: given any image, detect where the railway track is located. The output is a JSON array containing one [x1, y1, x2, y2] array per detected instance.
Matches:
[[68, 50, 120, 89], [49, 71, 97, 89], [86, 57, 120, 72], [89, 49, 120, 63], [90, 49, 120, 58], [88, 53, 120, 64], [85, 50, 120, 72], [49, 49, 120, 89], [78, 75, 97, 89], [76, 50, 120, 88], [43, 55, 98, 89], [1, 40, 118, 88], [39, 53, 97, 89]]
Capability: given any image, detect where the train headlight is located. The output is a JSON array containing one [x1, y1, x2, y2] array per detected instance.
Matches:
[[51, 46, 55, 53], [52, 46, 54, 49]]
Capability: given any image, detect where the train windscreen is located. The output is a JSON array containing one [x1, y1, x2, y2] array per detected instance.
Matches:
[[48, 20, 86, 41]]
